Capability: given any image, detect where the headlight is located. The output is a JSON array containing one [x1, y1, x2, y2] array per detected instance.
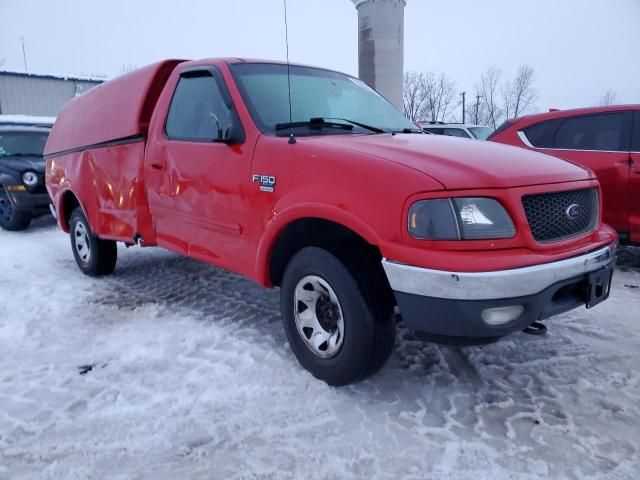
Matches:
[[22, 171, 39, 187], [409, 197, 516, 240]]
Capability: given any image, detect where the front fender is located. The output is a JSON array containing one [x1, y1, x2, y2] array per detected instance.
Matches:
[[254, 203, 382, 286]]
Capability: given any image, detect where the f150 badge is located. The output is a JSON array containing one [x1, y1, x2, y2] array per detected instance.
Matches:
[[252, 174, 276, 193]]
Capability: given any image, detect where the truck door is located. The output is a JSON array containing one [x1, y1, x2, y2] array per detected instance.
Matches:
[[630, 111, 640, 243], [144, 67, 251, 272], [530, 112, 632, 233]]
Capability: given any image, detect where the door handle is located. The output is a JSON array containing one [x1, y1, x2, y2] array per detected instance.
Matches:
[[150, 162, 165, 170]]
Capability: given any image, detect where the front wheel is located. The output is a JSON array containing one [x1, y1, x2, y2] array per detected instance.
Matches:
[[280, 247, 395, 386], [0, 187, 31, 231], [69, 207, 117, 276]]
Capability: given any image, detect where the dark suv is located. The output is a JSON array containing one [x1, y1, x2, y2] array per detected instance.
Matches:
[[0, 123, 52, 230]]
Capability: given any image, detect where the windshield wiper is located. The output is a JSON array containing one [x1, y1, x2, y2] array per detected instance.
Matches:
[[391, 128, 424, 134], [275, 117, 390, 135], [275, 118, 354, 133], [319, 118, 386, 134]]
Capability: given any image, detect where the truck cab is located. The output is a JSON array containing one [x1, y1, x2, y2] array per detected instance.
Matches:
[[45, 59, 617, 385]]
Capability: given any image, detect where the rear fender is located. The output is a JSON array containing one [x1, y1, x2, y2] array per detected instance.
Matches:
[[55, 188, 92, 233]]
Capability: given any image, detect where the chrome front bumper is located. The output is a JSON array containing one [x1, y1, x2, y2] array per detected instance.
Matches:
[[382, 242, 617, 301]]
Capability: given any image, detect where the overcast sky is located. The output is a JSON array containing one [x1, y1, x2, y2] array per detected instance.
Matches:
[[1, 0, 638, 114]]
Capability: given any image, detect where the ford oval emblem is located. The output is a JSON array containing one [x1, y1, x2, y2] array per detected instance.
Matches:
[[565, 203, 581, 220]]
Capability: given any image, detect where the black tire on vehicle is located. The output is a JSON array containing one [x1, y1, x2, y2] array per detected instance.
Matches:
[[0, 186, 31, 231], [280, 246, 395, 386], [69, 207, 117, 276]]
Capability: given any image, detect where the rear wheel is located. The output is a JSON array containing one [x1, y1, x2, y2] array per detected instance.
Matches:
[[69, 207, 117, 276], [280, 247, 395, 386], [0, 186, 31, 231]]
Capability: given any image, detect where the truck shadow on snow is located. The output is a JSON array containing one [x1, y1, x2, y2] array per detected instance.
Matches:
[[87, 246, 633, 398], [12, 214, 57, 232], [91, 247, 492, 385], [616, 244, 640, 271]]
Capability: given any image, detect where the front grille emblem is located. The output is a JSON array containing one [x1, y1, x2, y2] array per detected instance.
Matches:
[[565, 203, 581, 220]]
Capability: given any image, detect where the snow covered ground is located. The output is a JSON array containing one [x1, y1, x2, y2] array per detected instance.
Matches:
[[1, 217, 639, 479]]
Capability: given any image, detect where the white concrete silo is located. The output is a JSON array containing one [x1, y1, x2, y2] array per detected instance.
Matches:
[[351, 0, 406, 111]]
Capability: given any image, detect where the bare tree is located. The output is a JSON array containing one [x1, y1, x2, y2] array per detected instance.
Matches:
[[423, 72, 456, 122], [597, 89, 617, 106], [0, 58, 6, 69], [403, 72, 427, 122], [403, 71, 456, 122], [476, 67, 504, 129], [502, 64, 537, 119]]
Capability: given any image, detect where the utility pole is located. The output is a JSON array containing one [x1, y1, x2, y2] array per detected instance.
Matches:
[[20, 36, 28, 72], [460, 91, 466, 124], [475, 94, 480, 125]]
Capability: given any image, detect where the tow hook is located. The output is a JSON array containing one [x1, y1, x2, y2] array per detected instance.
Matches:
[[523, 321, 547, 336]]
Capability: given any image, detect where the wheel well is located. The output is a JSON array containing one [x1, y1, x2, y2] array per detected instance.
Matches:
[[60, 191, 80, 230], [269, 218, 385, 287]]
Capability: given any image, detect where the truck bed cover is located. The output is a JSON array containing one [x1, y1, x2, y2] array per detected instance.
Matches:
[[44, 59, 184, 156]]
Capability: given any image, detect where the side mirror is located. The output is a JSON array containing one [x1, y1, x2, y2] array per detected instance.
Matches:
[[208, 112, 244, 145], [219, 118, 245, 145]]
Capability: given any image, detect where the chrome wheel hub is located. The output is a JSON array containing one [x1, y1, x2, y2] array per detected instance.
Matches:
[[74, 221, 91, 263], [294, 275, 344, 358]]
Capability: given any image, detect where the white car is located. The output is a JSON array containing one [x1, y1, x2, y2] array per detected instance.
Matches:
[[420, 122, 493, 140]]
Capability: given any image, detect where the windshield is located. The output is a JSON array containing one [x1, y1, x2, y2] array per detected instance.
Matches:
[[468, 126, 493, 140], [231, 63, 416, 135], [0, 131, 49, 157]]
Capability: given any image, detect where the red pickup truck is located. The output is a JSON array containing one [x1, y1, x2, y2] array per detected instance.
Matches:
[[45, 59, 617, 385]]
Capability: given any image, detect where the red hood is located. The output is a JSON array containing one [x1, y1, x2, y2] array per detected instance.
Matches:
[[308, 133, 593, 190]]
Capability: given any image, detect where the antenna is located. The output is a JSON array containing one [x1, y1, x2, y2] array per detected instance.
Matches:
[[283, 0, 296, 144], [20, 36, 28, 72]]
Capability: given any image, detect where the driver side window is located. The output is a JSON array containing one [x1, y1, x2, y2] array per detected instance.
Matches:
[[165, 73, 233, 141]]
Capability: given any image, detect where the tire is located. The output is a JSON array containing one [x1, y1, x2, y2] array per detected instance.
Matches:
[[280, 246, 395, 386], [69, 207, 117, 276], [0, 187, 31, 231]]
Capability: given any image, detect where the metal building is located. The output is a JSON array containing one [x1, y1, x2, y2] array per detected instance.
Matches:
[[351, 0, 406, 111], [0, 71, 103, 117]]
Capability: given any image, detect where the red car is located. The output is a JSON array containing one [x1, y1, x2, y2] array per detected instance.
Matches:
[[489, 106, 640, 244], [44, 59, 616, 385]]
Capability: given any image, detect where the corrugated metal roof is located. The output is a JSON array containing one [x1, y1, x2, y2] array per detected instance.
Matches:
[[0, 72, 103, 116], [0, 70, 106, 83]]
